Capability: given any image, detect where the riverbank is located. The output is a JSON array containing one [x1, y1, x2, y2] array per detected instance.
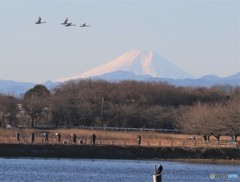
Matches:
[[164, 158, 240, 165], [0, 144, 239, 164], [1, 128, 238, 149]]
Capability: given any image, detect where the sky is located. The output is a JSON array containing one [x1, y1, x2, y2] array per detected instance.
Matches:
[[0, 0, 239, 83]]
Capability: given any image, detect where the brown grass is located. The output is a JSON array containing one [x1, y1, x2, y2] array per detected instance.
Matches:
[[0, 128, 238, 148]]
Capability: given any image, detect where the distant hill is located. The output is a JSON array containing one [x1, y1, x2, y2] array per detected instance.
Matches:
[[0, 80, 35, 96], [0, 49, 239, 95], [0, 80, 58, 96], [90, 71, 240, 87], [0, 73, 239, 96], [147, 72, 240, 87]]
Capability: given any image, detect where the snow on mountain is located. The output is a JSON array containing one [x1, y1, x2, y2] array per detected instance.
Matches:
[[57, 50, 193, 82]]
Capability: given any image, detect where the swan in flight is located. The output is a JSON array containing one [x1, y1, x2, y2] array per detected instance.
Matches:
[[65, 23, 76, 27], [80, 23, 91, 27], [35, 17, 46, 24], [61, 18, 68, 25]]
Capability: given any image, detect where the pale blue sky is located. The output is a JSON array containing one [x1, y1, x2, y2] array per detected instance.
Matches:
[[0, 0, 239, 83]]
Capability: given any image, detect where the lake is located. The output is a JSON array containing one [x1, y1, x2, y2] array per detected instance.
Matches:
[[0, 158, 239, 182]]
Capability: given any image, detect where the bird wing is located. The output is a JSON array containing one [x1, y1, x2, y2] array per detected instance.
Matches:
[[64, 18, 68, 24], [36, 17, 41, 24]]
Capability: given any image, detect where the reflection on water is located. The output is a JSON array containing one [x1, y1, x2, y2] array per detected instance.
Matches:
[[0, 158, 239, 182]]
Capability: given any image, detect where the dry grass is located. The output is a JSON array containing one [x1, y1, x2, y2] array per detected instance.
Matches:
[[0, 128, 238, 148]]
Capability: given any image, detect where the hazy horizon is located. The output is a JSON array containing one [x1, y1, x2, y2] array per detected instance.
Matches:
[[0, 0, 239, 83]]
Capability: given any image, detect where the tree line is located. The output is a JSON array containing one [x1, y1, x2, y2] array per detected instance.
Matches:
[[0, 80, 239, 140]]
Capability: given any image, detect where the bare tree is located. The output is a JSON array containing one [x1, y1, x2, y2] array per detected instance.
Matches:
[[23, 85, 51, 128], [0, 94, 18, 127], [222, 97, 240, 141], [178, 103, 218, 141]]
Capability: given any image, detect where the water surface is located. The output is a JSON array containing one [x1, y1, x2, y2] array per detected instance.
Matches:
[[0, 158, 239, 182]]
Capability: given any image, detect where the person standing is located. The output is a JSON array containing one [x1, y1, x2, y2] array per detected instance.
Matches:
[[57, 133, 61, 143], [137, 135, 141, 146], [45, 133, 49, 143], [73, 133, 76, 143], [70, 133, 77, 144], [31, 133, 35, 144], [91, 133, 96, 145], [16, 132, 20, 143]]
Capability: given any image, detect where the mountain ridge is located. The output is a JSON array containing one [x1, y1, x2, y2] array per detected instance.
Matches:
[[1, 50, 239, 95], [0, 72, 239, 95], [0, 80, 58, 96], [56, 50, 193, 82], [90, 70, 240, 87]]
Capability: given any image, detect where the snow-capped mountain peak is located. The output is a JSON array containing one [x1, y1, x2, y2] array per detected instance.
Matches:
[[57, 50, 193, 82]]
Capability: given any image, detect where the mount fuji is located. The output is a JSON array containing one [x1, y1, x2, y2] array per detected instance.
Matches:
[[57, 50, 193, 82], [0, 50, 239, 95]]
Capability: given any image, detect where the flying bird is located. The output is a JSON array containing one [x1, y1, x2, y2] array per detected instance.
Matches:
[[65, 22, 76, 27], [80, 23, 91, 27], [35, 17, 46, 24], [61, 18, 68, 25]]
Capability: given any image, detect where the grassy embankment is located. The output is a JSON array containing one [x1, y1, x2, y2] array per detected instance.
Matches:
[[0, 128, 236, 145], [0, 128, 239, 163]]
